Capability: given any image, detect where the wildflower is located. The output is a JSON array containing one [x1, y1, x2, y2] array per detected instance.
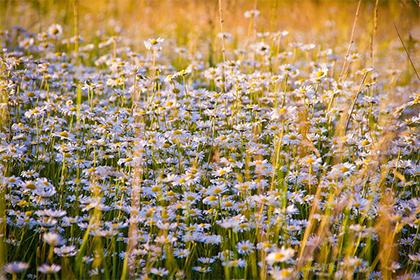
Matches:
[[89, 268, 105, 276], [400, 237, 414, 246], [202, 234, 222, 245], [183, 192, 201, 204], [280, 64, 299, 78], [54, 245, 78, 257], [198, 257, 217, 264], [175, 47, 188, 56], [244, 10, 260, 18], [409, 253, 420, 262], [174, 271, 185, 279], [19, 37, 34, 49], [83, 256, 94, 264], [310, 67, 328, 82], [257, 241, 275, 252], [3, 261, 29, 274], [369, 271, 382, 280], [237, 240, 255, 255], [266, 247, 295, 264], [356, 67, 374, 75], [150, 267, 169, 277], [38, 264, 61, 274], [41, 209, 67, 218], [302, 43, 316, 52], [193, 266, 211, 273], [300, 155, 322, 168], [254, 42, 270, 56], [397, 274, 420, 280], [387, 262, 402, 273], [257, 32, 270, 38], [270, 267, 294, 280], [47, 24, 63, 38], [222, 259, 247, 267], [144, 38, 164, 51], [331, 162, 356, 177], [272, 30, 289, 40], [212, 166, 232, 177], [217, 32, 233, 40], [43, 232, 66, 246], [218, 250, 234, 262], [347, 53, 360, 62], [155, 221, 177, 230], [358, 138, 371, 149], [155, 234, 177, 244], [173, 249, 190, 258]]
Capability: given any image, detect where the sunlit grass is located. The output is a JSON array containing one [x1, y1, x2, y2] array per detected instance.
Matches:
[[1, 0, 420, 279]]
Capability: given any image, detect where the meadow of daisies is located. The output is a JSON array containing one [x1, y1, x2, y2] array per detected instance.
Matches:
[[1, 1, 420, 279]]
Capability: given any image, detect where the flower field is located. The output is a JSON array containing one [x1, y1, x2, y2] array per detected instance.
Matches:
[[1, 1, 420, 279]]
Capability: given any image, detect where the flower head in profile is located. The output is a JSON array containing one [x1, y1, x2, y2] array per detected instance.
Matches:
[[217, 32, 233, 40], [47, 24, 63, 39], [144, 38, 164, 51], [222, 259, 247, 267], [347, 52, 360, 62], [3, 261, 29, 274], [54, 245, 78, 257], [244, 9, 260, 18], [43, 232, 66, 246], [272, 30, 289, 40], [38, 264, 61, 274], [270, 267, 294, 280], [193, 266, 212, 273], [150, 267, 169, 277]]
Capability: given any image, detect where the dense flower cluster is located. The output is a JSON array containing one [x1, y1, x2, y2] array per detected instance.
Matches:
[[0, 16, 419, 280]]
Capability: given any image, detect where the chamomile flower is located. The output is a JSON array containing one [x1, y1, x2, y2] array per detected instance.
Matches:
[[244, 9, 260, 18], [144, 38, 164, 51], [222, 259, 247, 267], [198, 257, 217, 264], [270, 267, 294, 280], [272, 30, 289, 40], [310, 67, 329, 82], [368, 271, 382, 280], [47, 24, 63, 38], [237, 240, 255, 255], [409, 253, 420, 262], [38, 264, 61, 274], [347, 53, 360, 62], [54, 245, 78, 257], [254, 42, 270, 56], [150, 267, 169, 277], [43, 232, 66, 246], [173, 248, 190, 258], [193, 266, 212, 273], [3, 261, 30, 274], [266, 247, 295, 264], [217, 32, 233, 40]]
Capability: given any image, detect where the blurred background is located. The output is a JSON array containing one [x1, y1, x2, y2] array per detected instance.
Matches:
[[1, 0, 419, 71]]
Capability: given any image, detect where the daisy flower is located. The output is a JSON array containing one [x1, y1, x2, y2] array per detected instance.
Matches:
[[237, 240, 255, 255], [38, 264, 61, 274], [150, 267, 169, 277], [47, 24, 63, 39], [266, 247, 295, 264], [43, 232, 66, 246], [144, 38, 164, 51], [244, 9, 260, 18], [3, 261, 29, 274]]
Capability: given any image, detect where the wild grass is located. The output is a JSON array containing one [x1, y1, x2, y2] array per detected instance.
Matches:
[[1, 0, 420, 279]]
